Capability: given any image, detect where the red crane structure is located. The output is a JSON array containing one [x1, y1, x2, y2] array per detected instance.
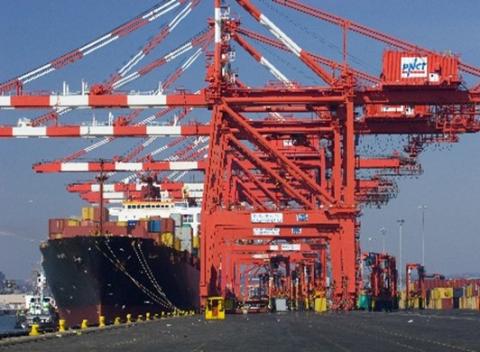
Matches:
[[1, 0, 480, 310]]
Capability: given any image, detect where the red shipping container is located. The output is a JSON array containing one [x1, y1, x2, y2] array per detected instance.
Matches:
[[161, 218, 175, 233], [49, 219, 66, 234], [93, 207, 109, 222], [382, 51, 460, 86], [441, 298, 453, 310]]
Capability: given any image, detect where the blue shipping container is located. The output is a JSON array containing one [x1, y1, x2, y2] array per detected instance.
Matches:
[[148, 220, 162, 233]]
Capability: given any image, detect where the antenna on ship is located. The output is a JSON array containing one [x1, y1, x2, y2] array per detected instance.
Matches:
[[96, 159, 108, 235]]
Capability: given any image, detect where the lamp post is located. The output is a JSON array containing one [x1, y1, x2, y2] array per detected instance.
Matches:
[[397, 219, 405, 290], [380, 227, 386, 253], [418, 205, 427, 267]]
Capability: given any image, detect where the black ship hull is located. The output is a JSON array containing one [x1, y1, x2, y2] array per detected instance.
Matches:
[[40, 236, 199, 327]]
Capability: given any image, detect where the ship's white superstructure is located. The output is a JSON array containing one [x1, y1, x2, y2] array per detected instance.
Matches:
[[109, 199, 201, 237]]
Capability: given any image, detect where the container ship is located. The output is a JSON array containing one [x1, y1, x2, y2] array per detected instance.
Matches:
[[40, 182, 202, 327]]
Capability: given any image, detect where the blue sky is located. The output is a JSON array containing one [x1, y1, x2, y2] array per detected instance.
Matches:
[[0, 0, 479, 278]]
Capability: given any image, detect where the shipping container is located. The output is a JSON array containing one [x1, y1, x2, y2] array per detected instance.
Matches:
[[127, 220, 138, 228], [180, 239, 192, 252], [67, 219, 80, 227], [81, 207, 94, 221], [147, 220, 162, 233], [174, 238, 182, 251], [176, 226, 192, 241], [49, 219, 66, 234], [161, 233, 174, 247], [93, 207, 109, 222], [192, 235, 200, 249], [441, 298, 453, 310], [453, 287, 464, 298], [162, 218, 175, 233], [170, 213, 182, 227], [381, 50, 460, 87]]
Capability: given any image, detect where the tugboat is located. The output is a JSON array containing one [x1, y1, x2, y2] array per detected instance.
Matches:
[[16, 272, 58, 330]]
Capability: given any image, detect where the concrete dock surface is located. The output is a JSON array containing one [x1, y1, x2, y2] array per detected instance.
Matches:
[[1, 310, 479, 352]]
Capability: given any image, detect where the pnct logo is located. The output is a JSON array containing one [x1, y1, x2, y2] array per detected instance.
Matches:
[[400, 57, 428, 78]]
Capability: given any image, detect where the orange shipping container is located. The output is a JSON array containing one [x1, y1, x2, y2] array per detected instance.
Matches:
[[93, 207, 109, 222], [382, 51, 460, 86]]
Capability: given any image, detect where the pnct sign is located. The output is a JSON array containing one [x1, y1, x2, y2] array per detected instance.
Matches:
[[400, 57, 428, 78]]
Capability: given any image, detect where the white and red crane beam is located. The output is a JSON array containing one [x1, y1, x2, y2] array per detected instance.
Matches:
[[33, 160, 207, 173], [104, 0, 201, 89], [111, 29, 212, 90], [235, 0, 335, 86], [0, 92, 207, 109], [0, 0, 187, 95], [0, 124, 209, 138]]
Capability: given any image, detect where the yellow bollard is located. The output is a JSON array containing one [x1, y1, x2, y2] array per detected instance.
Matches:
[[114, 317, 121, 325], [146, 312, 151, 321], [99, 315, 106, 328], [29, 324, 40, 336], [81, 319, 88, 330], [58, 319, 66, 332], [154, 313, 159, 320], [126, 314, 132, 324], [137, 314, 143, 322]]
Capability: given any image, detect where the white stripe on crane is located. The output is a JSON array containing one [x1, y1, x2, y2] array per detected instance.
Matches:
[[169, 4, 192, 31], [115, 162, 143, 171], [18, 63, 53, 81], [145, 126, 182, 135], [82, 36, 119, 56], [79, 33, 113, 52], [259, 57, 291, 85], [127, 95, 167, 106], [147, 1, 180, 21], [143, 0, 177, 19], [50, 95, 89, 107], [61, 163, 89, 171], [164, 42, 193, 62], [169, 161, 198, 170], [22, 68, 56, 84], [214, 7, 221, 44], [259, 14, 301, 57], [12, 127, 47, 137]]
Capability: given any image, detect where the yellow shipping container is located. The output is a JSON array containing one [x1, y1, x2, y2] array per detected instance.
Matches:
[[314, 297, 327, 313], [82, 207, 94, 221], [67, 219, 79, 227], [192, 235, 200, 249], [161, 233, 174, 247], [174, 238, 181, 251], [440, 288, 453, 299]]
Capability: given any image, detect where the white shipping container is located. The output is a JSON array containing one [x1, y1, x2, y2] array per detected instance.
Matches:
[[180, 239, 192, 252]]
